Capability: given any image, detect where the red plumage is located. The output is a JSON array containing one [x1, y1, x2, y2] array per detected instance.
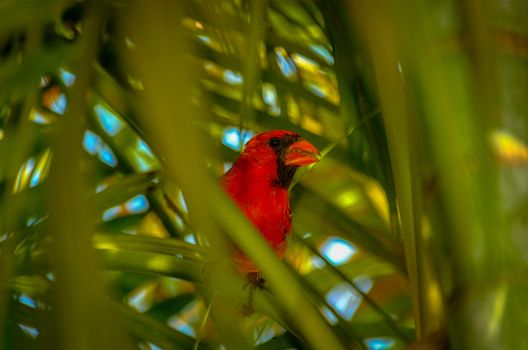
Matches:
[[221, 130, 320, 274]]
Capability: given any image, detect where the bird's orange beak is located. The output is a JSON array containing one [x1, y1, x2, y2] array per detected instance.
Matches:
[[285, 139, 320, 166]]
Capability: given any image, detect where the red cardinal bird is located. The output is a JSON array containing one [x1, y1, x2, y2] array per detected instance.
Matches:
[[221, 130, 320, 278]]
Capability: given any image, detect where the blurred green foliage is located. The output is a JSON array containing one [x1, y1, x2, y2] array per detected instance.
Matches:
[[0, 0, 527, 349]]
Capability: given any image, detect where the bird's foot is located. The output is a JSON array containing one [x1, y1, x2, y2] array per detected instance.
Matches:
[[241, 272, 266, 315], [245, 272, 266, 289]]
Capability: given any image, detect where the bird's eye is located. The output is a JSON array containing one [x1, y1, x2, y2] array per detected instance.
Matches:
[[269, 137, 281, 148]]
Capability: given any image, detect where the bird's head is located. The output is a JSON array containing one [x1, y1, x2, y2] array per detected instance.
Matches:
[[231, 130, 320, 189], [243, 130, 320, 166]]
